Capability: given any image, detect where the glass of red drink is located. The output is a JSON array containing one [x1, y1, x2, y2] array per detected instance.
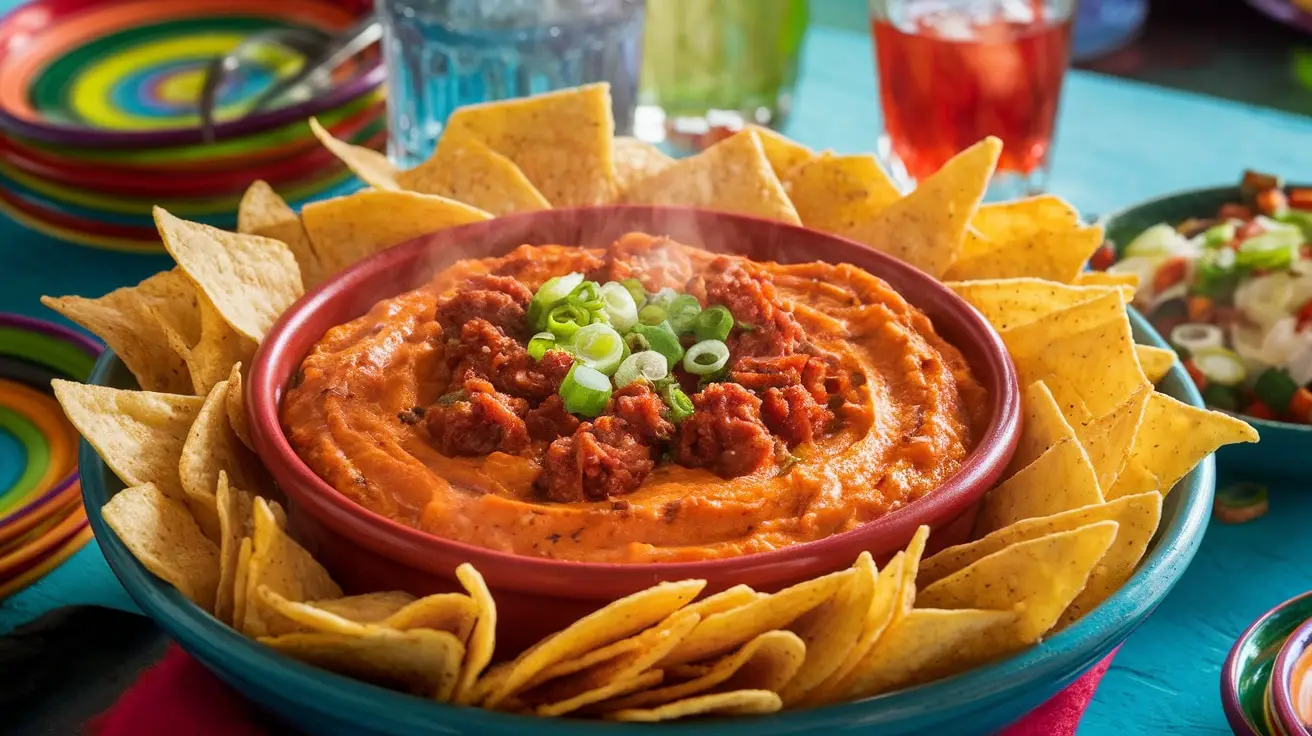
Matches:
[[870, 0, 1075, 200]]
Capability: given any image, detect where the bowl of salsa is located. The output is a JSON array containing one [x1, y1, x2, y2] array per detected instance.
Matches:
[[1099, 171, 1312, 474]]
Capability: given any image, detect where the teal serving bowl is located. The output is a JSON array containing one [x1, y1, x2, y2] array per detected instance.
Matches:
[[81, 307, 1215, 735], [1102, 185, 1308, 477]]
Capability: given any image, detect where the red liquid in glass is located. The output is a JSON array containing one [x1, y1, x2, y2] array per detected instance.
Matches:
[[873, 13, 1071, 182]]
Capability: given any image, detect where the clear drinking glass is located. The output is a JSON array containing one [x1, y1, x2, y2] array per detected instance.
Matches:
[[378, 0, 646, 167], [869, 0, 1075, 200], [635, 0, 809, 155]]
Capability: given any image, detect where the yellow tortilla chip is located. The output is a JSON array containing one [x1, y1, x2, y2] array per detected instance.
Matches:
[[237, 184, 325, 292], [306, 591, 417, 622], [605, 690, 782, 722], [944, 194, 1101, 282], [232, 536, 253, 627], [396, 136, 550, 217], [844, 608, 1020, 699], [611, 136, 674, 198], [659, 568, 853, 667], [621, 129, 801, 225], [1075, 385, 1151, 491], [154, 208, 303, 343], [481, 579, 705, 709], [918, 521, 1119, 641], [309, 117, 400, 191], [454, 563, 497, 704], [804, 553, 903, 706], [214, 471, 252, 624], [1059, 493, 1163, 626], [42, 270, 197, 393], [779, 552, 877, 704], [238, 180, 296, 233], [784, 153, 902, 235], [1136, 345, 1176, 383], [977, 437, 1104, 534], [179, 378, 269, 541], [1076, 270, 1140, 300], [242, 497, 342, 638], [157, 290, 257, 397], [684, 585, 760, 619], [259, 586, 478, 641], [1109, 392, 1259, 498], [842, 137, 1000, 278], [260, 628, 464, 701], [102, 483, 220, 611], [301, 190, 492, 277], [971, 194, 1081, 239], [1108, 459, 1161, 499], [1012, 381, 1077, 472], [225, 363, 253, 451], [441, 83, 616, 206], [748, 125, 815, 178], [946, 278, 1123, 333], [51, 380, 203, 501]]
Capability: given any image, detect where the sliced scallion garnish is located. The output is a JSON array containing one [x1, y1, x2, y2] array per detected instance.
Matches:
[[528, 272, 584, 331], [614, 350, 669, 388], [561, 364, 612, 417], [683, 339, 730, 376], [693, 305, 734, 341], [571, 323, 626, 376]]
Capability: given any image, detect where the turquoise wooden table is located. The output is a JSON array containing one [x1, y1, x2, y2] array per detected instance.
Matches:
[[1, 21, 1310, 735]]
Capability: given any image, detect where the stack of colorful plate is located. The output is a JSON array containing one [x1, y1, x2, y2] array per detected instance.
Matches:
[[0, 314, 102, 599], [0, 0, 383, 252]]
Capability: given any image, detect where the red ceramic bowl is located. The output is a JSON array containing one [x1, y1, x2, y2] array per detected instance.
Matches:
[[248, 206, 1020, 653]]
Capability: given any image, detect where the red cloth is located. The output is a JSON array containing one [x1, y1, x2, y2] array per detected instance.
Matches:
[[91, 645, 1118, 736]]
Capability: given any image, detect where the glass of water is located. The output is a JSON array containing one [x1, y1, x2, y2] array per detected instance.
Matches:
[[378, 0, 646, 167]]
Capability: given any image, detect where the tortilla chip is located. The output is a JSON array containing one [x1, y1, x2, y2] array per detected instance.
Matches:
[[945, 205, 1103, 282], [42, 270, 196, 393], [684, 585, 760, 619], [918, 521, 1119, 641], [259, 586, 478, 640], [779, 552, 877, 704], [261, 628, 464, 701], [1109, 392, 1259, 498], [451, 563, 497, 704], [157, 290, 258, 397], [1012, 381, 1077, 472], [179, 379, 269, 541], [51, 380, 203, 501], [602, 629, 805, 713], [977, 437, 1104, 534], [621, 130, 801, 224], [481, 579, 705, 709], [1077, 270, 1140, 299], [214, 472, 253, 624], [897, 525, 931, 614], [784, 153, 902, 235], [803, 553, 903, 706], [396, 136, 551, 217], [232, 537, 253, 627], [1059, 494, 1163, 626], [605, 690, 783, 722], [307, 591, 417, 622], [102, 483, 220, 611], [1075, 386, 1151, 490], [242, 497, 342, 638], [224, 363, 253, 451], [309, 117, 400, 191], [238, 180, 296, 233], [301, 190, 492, 277], [237, 184, 325, 292], [971, 194, 1081, 239], [945, 278, 1123, 333], [154, 208, 303, 343], [842, 137, 1000, 277], [1136, 345, 1176, 383], [843, 608, 1020, 699], [659, 568, 852, 668], [440, 83, 616, 206], [1108, 459, 1161, 499], [748, 125, 815, 178], [611, 136, 674, 197]]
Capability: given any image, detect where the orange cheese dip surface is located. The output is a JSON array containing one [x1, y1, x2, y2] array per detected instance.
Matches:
[[282, 235, 987, 563]]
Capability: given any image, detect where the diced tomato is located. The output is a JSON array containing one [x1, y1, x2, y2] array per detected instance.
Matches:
[[1290, 187, 1312, 211], [1236, 219, 1265, 241], [1185, 295, 1215, 323], [1290, 388, 1312, 423], [1219, 203, 1254, 221], [1302, 243, 1312, 260], [1088, 241, 1116, 271], [1152, 256, 1188, 293], [1256, 188, 1289, 216], [1184, 359, 1208, 390], [1244, 401, 1277, 420], [1298, 300, 1312, 331]]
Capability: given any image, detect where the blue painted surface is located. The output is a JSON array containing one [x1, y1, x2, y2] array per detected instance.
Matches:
[[0, 19, 1308, 735]]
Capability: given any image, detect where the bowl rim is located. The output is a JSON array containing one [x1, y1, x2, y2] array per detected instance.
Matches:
[[1221, 590, 1312, 736], [246, 205, 1021, 589], [81, 304, 1218, 732], [1273, 612, 1312, 735], [1099, 183, 1312, 437]]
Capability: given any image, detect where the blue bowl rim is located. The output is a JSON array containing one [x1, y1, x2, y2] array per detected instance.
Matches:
[[1098, 183, 1312, 438], [1221, 590, 1312, 736], [81, 308, 1216, 733]]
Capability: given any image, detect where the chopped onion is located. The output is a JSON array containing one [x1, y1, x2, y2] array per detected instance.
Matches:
[[1288, 340, 1312, 386], [571, 323, 626, 375], [560, 364, 612, 417], [1168, 323, 1224, 355], [614, 351, 669, 388], [1235, 273, 1296, 330], [599, 281, 639, 332], [683, 339, 730, 376], [1124, 223, 1191, 259]]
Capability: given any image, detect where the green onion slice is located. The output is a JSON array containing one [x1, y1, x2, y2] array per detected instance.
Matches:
[[571, 323, 626, 375], [614, 350, 669, 388], [638, 303, 667, 326], [528, 272, 584, 331], [660, 382, 694, 423], [599, 282, 639, 332], [560, 364, 612, 417], [693, 305, 734, 341], [527, 331, 557, 361], [547, 303, 591, 340], [628, 322, 685, 366], [667, 294, 703, 335], [620, 278, 647, 308], [1169, 323, 1224, 356], [683, 339, 730, 376], [567, 281, 605, 311], [648, 287, 678, 310]]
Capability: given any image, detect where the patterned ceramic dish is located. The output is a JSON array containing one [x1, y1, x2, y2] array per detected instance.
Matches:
[[1223, 591, 1312, 736]]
